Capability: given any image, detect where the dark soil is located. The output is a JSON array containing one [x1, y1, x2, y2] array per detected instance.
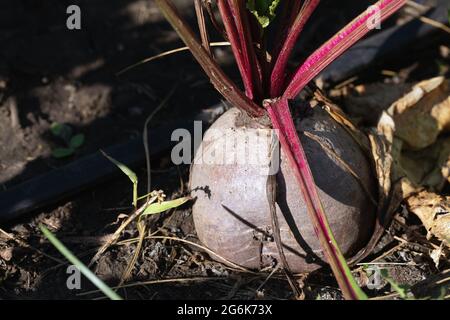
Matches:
[[0, 0, 448, 300]]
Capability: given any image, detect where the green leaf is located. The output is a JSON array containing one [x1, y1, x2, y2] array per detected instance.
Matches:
[[247, 0, 281, 28], [39, 225, 122, 300], [142, 197, 191, 216], [101, 150, 138, 185], [50, 122, 73, 143], [101, 150, 138, 208], [70, 133, 85, 149], [50, 122, 65, 136], [52, 147, 75, 158]]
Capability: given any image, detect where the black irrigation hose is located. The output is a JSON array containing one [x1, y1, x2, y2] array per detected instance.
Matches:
[[0, 119, 195, 223], [321, 0, 449, 84], [0, 1, 448, 224]]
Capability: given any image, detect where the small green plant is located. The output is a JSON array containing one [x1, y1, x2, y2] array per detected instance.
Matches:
[[363, 268, 448, 300], [92, 151, 190, 285], [380, 269, 411, 299], [51, 122, 85, 158], [379, 269, 447, 300], [39, 224, 122, 300], [101, 150, 139, 208], [100, 150, 190, 212]]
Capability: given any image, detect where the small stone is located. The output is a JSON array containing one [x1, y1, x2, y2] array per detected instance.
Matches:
[[0, 247, 13, 261], [439, 45, 449, 59]]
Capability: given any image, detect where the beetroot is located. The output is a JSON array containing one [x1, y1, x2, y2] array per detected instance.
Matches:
[[156, 0, 406, 297], [190, 106, 376, 272]]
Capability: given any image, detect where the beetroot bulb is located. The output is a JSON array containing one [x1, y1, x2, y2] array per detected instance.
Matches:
[[190, 105, 376, 273], [155, 0, 406, 298]]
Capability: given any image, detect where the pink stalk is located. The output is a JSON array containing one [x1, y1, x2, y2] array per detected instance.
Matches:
[[154, 0, 264, 118], [267, 0, 407, 299], [218, 0, 256, 100], [265, 98, 367, 299], [271, 0, 301, 57], [283, 0, 407, 99], [228, 0, 263, 101], [270, 0, 320, 97]]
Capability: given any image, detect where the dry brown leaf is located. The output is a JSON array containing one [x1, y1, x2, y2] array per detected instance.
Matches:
[[430, 244, 444, 268], [329, 77, 450, 262], [398, 138, 450, 192], [421, 138, 450, 191], [0, 247, 13, 261], [349, 112, 401, 264], [373, 77, 450, 192], [389, 77, 450, 150], [405, 190, 450, 247], [369, 112, 396, 200], [370, 78, 450, 249], [351, 78, 450, 261]]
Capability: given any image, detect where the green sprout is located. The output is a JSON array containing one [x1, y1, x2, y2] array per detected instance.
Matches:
[[51, 122, 85, 158]]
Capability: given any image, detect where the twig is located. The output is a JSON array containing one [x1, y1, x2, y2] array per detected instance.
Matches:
[[405, 0, 450, 34], [369, 292, 400, 300], [204, 0, 228, 40], [119, 219, 147, 286], [88, 195, 159, 267], [267, 164, 302, 298], [116, 42, 230, 76], [143, 85, 177, 197], [8, 98, 20, 130], [254, 264, 280, 294], [117, 235, 252, 273], [78, 277, 227, 296]]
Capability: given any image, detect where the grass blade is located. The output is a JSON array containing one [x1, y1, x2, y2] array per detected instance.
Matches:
[[101, 150, 137, 185], [39, 224, 122, 300], [101, 150, 138, 208]]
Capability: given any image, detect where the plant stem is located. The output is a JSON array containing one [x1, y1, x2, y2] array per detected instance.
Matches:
[[154, 0, 264, 118], [229, 0, 264, 101], [194, 0, 211, 55], [218, 0, 255, 99], [270, 0, 320, 97], [283, 0, 407, 99], [264, 98, 368, 300]]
